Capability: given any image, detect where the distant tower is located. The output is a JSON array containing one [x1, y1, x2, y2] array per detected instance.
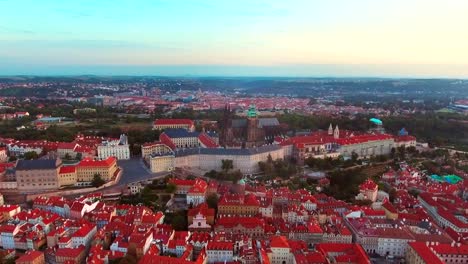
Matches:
[[334, 125, 340, 139], [220, 104, 234, 147], [328, 123, 333, 135], [119, 134, 128, 145], [246, 105, 260, 148]]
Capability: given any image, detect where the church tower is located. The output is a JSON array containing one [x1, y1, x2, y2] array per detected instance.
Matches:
[[334, 125, 340, 139], [246, 104, 260, 148], [220, 104, 234, 147], [328, 123, 333, 135]]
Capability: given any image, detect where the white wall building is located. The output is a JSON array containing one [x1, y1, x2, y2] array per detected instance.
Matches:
[[269, 236, 292, 264], [97, 134, 130, 160], [174, 145, 284, 174], [206, 241, 234, 264]]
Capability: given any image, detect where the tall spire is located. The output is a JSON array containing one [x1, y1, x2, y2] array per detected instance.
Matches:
[[247, 104, 257, 118], [328, 123, 333, 135], [334, 125, 340, 139]]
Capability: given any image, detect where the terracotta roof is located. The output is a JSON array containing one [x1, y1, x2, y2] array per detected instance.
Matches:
[[73, 224, 95, 237], [16, 250, 43, 262], [55, 245, 85, 257], [198, 133, 218, 148], [359, 179, 377, 191], [77, 157, 116, 167], [408, 242, 444, 264], [154, 119, 194, 126], [382, 201, 398, 214], [316, 243, 370, 264], [0, 205, 20, 213], [206, 241, 234, 251], [59, 166, 76, 174], [270, 236, 290, 248], [216, 217, 264, 229], [57, 142, 78, 150]]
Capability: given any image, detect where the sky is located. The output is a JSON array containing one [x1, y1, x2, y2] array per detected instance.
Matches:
[[1, 0, 468, 77]]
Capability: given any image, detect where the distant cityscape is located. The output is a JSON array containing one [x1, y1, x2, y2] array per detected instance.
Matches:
[[0, 76, 465, 264]]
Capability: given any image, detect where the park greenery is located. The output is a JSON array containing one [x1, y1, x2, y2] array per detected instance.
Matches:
[[205, 169, 243, 183], [258, 155, 298, 180], [91, 174, 106, 188]]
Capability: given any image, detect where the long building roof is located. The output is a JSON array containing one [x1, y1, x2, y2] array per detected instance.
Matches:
[[163, 129, 200, 138], [16, 159, 61, 170], [174, 144, 281, 157], [231, 117, 280, 128]]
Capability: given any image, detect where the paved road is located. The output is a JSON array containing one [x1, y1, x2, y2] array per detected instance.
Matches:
[[117, 158, 162, 185]]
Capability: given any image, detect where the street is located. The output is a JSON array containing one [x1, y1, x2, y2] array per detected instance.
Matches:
[[117, 158, 163, 185]]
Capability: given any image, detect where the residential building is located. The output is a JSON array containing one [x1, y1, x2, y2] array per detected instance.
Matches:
[[147, 153, 175, 173], [356, 179, 378, 202], [0, 147, 8, 163], [0, 205, 21, 221], [418, 193, 468, 233], [187, 179, 208, 206], [316, 243, 371, 264], [206, 241, 234, 263], [97, 134, 130, 160], [269, 236, 292, 264], [218, 193, 260, 217], [153, 119, 195, 131], [57, 166, 77, 186], [76, 157, 118, 182], [214, 217, 264, 238], [141, 142, 173, 159], [56, 142, 79, 159], [55, 245, 86, 264], [16, 250, 45, 264], [16, 159, 62, 191]]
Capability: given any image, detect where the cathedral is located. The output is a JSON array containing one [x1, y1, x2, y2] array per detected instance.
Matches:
[[219, 104, 284, 148]]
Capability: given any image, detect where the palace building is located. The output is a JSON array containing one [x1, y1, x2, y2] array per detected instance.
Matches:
[[219, 104, 284, 148]]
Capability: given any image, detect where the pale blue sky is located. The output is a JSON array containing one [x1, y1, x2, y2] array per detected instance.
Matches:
[[1, 0, 468, 77]]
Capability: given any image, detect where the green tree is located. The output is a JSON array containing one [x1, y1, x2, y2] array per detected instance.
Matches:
[[171, 211, 188, 230], [117, 254, 137, 264], [206, 193, 219, 209], [166, 183, 177, 193], [24, 151, 39, 160], [91, 173, 105, 188], [221, 159, 233, 172], [390, 147, 396, 159]]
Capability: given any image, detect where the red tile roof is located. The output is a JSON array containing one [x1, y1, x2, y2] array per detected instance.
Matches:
[[73, 224, 95, 238], [188, 203, 215, 217], [154, 119, 194, 126], [408, 242, 445, 264], [55, 245, 85, 257], [359, 179, 377, 191], [16, 250, 43, 262], [198, 133, 218, 148], [207, 241, 234, 251], [216, 217, 264, 229], [77, 157, 116, 167], [316, 243, 370, 264], [270, 236, 289, 248], [0, 205, 20, 213], [57, 142, 78, 150], [59, 166, 76, 174]]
